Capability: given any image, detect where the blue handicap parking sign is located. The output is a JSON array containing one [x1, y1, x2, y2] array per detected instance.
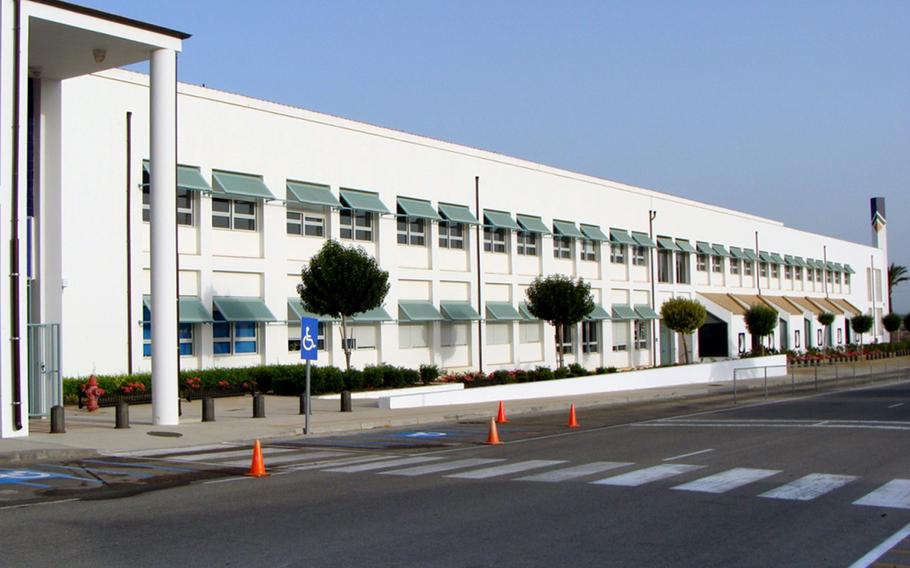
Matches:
[[300, 317, 318, 361]]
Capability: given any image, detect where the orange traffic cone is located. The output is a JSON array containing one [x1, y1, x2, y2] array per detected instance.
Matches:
[[485, 417, 503, 445], [567, 404, 580, 428], [495, 401, 509, 423], [245, 439, 269, 477]]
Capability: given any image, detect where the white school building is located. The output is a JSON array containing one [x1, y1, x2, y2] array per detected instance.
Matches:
[[0, 1, 890, 436]]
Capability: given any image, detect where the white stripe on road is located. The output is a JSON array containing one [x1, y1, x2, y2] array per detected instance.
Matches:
[[672, 468, 780, 494], [220, 451, 350, 468], [888, 402, 905, 409], [663, 449, 714, 462], [169, 447, 294, 462], [380, 458, 505, 477], [108, 444, 240, 458], [285, 455, 395, 472], [759, 473, 858, 501], [323, 456, 443, 473], [516, 462, 633, 483], [592, 464, 704, 487], [853, 479, 910, 509], [847, 521, 910, 568], [446, 460, 566, 480]]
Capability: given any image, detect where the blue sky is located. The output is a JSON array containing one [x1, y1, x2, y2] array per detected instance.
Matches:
[[85, 0, 910, 311]]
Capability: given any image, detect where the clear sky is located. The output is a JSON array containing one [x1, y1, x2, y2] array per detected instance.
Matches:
[[84, 0, 910, 311]]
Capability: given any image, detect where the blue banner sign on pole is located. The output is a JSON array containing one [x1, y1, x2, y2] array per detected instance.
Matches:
[[300, 317, 319, 361]]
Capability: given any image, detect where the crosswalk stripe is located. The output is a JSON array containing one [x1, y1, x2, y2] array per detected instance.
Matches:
[[108, 444, 239, 458], [592, 464, 704, 487], [285, 455, 395, 472], [854, 479, 910, 509], [380, 458, 506, 477], [219, 451, 350, 468], [323, 456, 443, 473], [168, 447, 294, 462], [760, 473, 858, 501], [446, 460, 566, 480], [517, 462, 634, 483], [672, 468, 781, 494]]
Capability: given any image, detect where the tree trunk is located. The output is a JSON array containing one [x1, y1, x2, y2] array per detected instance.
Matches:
[[340, 316, 352, 371], [554, 323, 564, 369], [680, 332, 689, 364]]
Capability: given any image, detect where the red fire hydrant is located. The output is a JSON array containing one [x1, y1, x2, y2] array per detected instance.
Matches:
[[83, 375, 105, 412]]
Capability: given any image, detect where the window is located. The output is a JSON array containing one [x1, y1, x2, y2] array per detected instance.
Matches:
[[631, 245, 646, 266], [845, 273, 851, 286], [675, 252, 690, 284], [837, 328, 843, 345], [582, 321, 599, 353], [213, 308, 257, 355], [142, 178, 193, 226], [771, 264, 779, 278], [287, 207, 326, 237], [730, 259, 741, 275], [744, 261, 753, 276], [835, 272, 842, 285], [738, 332, 746, 353], [794, 329, 801, 349], [441, 322, 468, 347], [397, 209, 426, 246], [340, 209, 374, 241], [516, 231, 538, 256], [658, 250, 674, 283], [581, 239, 598, 262], [484, 227, 507, 253], [807, 267, 814, 282], [784, 265, 792, 280], [696, 254, 708, 272], [795, 266, 802, 280], [486, 322, 511, 345], [439, 221, 465, 249], [142, 306, 193, 357], [554, 236, 573, 259], [760, 262, 768, 278], [610, 243, 626, 264], [519, 322, 541, 344], [349, 325, 377, 350], [289, 322, 326, 352], [826, 271, 833, 284], [611, 322, 628, 352], [634, 320, 649, 350], [212, 197, 256, 231], [711, 256, 723, 273], [399, 323, 429, 348], [816, 269, 823, 282], [558, 325, 574, 355]]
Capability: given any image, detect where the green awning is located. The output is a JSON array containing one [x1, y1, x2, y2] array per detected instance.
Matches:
[[793, 256, 808, 268], [759, 251, 773, 263], [675, 239, 697, 253], [696, 241, 715, 256], [770, 253, 785, 265], [398, 300, 443, 321], [516, 214, 551, 234], [611, 304, 638, 321], [212, 170, 276, 200], [397, 197, 441, 220], [610, 229, 636, 246], [518, 302, 537, 321], [440, 301, 481, 321], [484, 210, 520, 230], [287, 298, 335, 322], [580, 224, 609, 241], [741, 248, 757, 262], [351, 306, 393, 322], [783, 255, 798, 266], [438, 203, 479, 225], [486, 302, 522, 321], [712, 244, 731, 257], [635, 305, 660, 320], [143, 295, 213, 323], [339, 188, 391, 214], [286, 181, 341, 208], [142, 162, 213, 193], [657, 237, 680, 251], [844, 264, 855, 274], [554, 220, 583, 239], [212, 297, 276, 322], [729, 246, 747, 260], [585, 304, 611, 321], [825, 261, 836, 271], [631, 232, 656, 248], [833, 262, 844, 273]]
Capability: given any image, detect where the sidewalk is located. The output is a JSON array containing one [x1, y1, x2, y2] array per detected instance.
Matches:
[[2, 357, 907, 464]]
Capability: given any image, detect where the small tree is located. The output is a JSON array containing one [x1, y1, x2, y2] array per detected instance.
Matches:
[[298, 240, 390, 370], [817, 312, 835, 350], [525, 275, 594, 369], [904, 313, 910, 337], [659, 298, 706, 364], [888, 263, 908, 309], [850, 314, 874, 347], [882, 313, 901, 344], [744, 304, 778, 356]]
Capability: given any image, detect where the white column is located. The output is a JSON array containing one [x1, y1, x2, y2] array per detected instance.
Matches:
[[150, 48, 179, 425]]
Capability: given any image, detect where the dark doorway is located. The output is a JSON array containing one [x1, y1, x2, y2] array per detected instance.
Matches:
[[698, 312, 729, 358]]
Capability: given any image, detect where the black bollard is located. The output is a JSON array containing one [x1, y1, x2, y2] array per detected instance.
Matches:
[[299, 393, 307, 415], [202, 397, 215, 422], [50, 405, 66, 434], [340, 390, 352, 412], [253, 394, 266, 418], [115, 401, 130, 429]]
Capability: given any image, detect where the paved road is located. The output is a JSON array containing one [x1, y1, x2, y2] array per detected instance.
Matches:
[[2, 380, 909, 567]]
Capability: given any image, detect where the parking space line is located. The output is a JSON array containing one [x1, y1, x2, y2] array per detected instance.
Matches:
[[848, 522, 910, 568]]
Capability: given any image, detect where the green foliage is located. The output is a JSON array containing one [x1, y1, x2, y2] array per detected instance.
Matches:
[[883, 313, 902, 333], [889, 263, 908, 307], [744, 304, 778, 356], [525, 275, 594, 368], [659, 298, 707, 364], [419, 364, 440, 385], [905, 313, 910, 332], [851, 314, 874, 346], [817, 312, 835, 327], [567, 363, 587, 377]]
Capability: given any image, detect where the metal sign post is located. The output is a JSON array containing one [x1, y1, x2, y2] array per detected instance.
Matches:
[[300, 317, 319, 434]]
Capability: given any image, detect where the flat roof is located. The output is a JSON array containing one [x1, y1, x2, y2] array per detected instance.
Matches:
[[31, 0, 191, 40]]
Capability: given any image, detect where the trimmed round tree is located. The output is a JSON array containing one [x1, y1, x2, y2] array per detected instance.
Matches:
[[744, 304, 778, 356], [659, 298, 706, 364], [818, 312, 835, 350], [850, 314, 874, 347], [882, 313, 901, 344], [297, 240, 390, 370], [525, 275, 594, 369]]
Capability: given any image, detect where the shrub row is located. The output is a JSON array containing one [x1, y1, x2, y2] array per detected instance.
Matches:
[[439, 363, 617, 388]]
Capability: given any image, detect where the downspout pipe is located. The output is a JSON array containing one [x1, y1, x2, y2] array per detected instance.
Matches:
[[126, 112, 133, 374], [474, 176, 482, 374], [9, 0, 24, 430], [648, 209, 657, 367]]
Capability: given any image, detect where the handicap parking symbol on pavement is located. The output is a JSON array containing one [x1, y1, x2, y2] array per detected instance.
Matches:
[[0, 468, 100, 488]]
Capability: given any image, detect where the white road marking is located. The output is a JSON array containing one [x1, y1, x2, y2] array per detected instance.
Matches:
[[635, 420, 910, 432], [219, 451, 349, 468], [663, 449, 714, 462], [759, 473, 858, 501], [672, 468, 780, 494], [888, 402, 905, 409], [169, 447, 294, 462], [847, 521, 910, 568], [107, 444, 240, 458], [516, 462, 632, 482], [285, 455, 395, 472], [446, 460, 566, 480], [323, 456, 442, 473], [592, 464, 704, 487], [854, 479, 910, 509], [380, 458, 505, 477], [203, 476, 254, 485]]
